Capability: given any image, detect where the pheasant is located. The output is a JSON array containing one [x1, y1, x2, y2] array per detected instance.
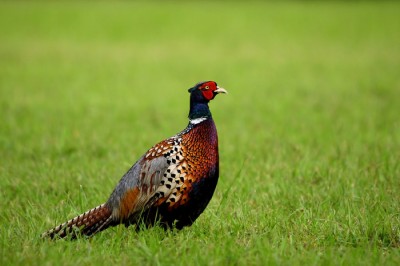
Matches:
[[42, 81, 227, 239]]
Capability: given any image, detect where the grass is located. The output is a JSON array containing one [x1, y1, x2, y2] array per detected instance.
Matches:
[[1, 1, 400, 265]]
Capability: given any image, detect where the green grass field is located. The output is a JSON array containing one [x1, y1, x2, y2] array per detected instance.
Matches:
[[1, 1, 399, 265]]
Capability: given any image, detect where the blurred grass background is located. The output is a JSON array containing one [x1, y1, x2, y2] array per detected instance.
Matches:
[[1, 1, 399, 265]]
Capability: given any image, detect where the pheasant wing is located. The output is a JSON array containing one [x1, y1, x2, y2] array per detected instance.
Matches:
[[106, 136, 184, 220]]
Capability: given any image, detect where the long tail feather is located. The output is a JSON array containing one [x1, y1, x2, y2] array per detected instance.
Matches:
[[41, 204, 113, 239]]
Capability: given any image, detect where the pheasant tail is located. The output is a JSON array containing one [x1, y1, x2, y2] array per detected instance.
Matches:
[[42, 204, 112, 239]]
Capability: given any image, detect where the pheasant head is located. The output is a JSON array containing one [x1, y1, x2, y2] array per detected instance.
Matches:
[[188, 81, 227, 120]]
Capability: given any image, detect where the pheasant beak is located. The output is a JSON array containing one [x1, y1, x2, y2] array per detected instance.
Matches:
[[215, 86, 228, 94]]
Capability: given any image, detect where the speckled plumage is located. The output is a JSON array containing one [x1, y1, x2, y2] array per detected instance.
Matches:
[[42, 81, 227, 239]]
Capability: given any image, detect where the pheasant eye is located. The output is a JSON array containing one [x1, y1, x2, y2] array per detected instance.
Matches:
[[204, 86, 210, 90]]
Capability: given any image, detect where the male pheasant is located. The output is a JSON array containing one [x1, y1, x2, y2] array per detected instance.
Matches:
[[42, 81, 227, 239]]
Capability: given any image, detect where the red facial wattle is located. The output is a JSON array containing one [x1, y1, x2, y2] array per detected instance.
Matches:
[[202, 89, 214, 101], [201, 82, 218, 101]]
